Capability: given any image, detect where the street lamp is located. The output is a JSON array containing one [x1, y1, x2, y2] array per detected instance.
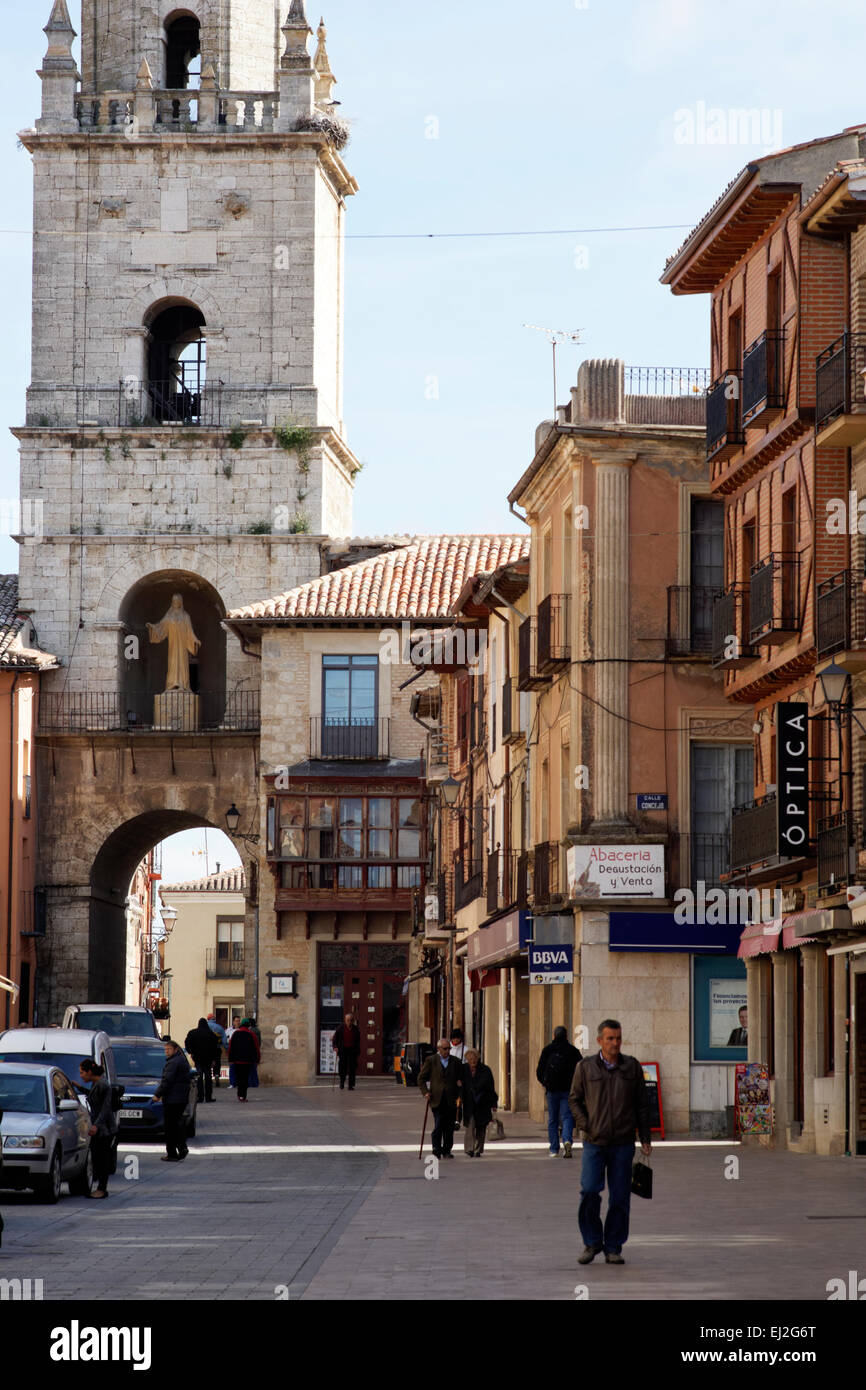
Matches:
[[439, 776, 462, 809], [817, 659, 850, 709], [161, 904, 178, 936], [224, 804, 259, 846]]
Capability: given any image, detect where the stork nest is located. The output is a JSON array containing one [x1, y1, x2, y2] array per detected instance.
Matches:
[[293, 110, 350, 151]]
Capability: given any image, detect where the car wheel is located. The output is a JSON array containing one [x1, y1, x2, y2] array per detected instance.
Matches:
[[35, 1148, 63, 1204], [68, 1145, 94, 1197]]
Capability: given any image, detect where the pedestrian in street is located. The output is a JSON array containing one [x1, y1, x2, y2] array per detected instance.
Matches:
[[537, 1025, 582, 1157], [418, 1037, 462, 1159], [460, 1049, 497, 1157], [207, 1014, 227, 1087], [569, 1019, 651, 1266], [332, 1012, 361, 1091], [78, 1059, 118, 1198], [449, 1027, 467, 1061], [185, 1017, 219, 1103], [153, 1037, 193, 1162], [228, 1018, 261, 1102]]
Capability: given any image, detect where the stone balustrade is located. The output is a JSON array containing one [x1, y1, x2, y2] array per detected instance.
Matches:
[[74, 89, 281, 133]]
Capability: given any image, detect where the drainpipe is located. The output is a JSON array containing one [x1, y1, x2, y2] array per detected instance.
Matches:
[[5, 674, 20, 1029], [509, 501, 529, 528]]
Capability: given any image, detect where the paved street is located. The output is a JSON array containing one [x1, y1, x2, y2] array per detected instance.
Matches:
[[1, 1079, 864, 1301]]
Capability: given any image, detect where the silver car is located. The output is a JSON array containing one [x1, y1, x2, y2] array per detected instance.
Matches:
[[0, 1063, 93, 1202]]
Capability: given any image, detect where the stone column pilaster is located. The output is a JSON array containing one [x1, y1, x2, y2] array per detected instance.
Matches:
[[591, 454, 634, 828]]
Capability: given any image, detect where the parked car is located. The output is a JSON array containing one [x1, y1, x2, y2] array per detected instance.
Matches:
[[61, 1005, 160, 1039], [0, 1062, 93, 1202], [0, 1028, 117, 1086], [111, 1036, 198, 1138]]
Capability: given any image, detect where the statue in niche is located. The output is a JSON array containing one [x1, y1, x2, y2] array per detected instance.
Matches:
[[147, 593, 201, 692]]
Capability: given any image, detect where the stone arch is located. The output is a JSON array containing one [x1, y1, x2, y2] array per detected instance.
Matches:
[[164, 9, 202, 89], [90, 810, 224, 1001], [126, 279, 224, 336], [119, 569, 227, 724], [96, 549, 228, 625]]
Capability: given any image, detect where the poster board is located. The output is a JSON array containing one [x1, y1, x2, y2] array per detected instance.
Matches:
[[735, 1062, 772, 1135], [641, 1061, 665, 1138], [319, 1029, 338, 1074]]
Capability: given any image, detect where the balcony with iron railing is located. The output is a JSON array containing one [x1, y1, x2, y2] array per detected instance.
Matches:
[[817, 813, 853, 894], [532, 842, 562, 906], [712, 585, 757, 668], [38, 690, 260, 733], [816, 332, 866, 445], [749, 553, 799, 644], [816, 570, 866, 664], [537, 594, 570, 673], [742, 331, 786, 428], [485, 848, 523, 916], [309, 717, 390, 760], [730, 794, 778, 870], [501, 677, 522, 743], [455, 857, 484, 911], [25, 379, 318, 431], [206, 948, 245, 979], [666, 586, 718, 657], [706, 371, 745, 462], [517, 617, 549, 691]]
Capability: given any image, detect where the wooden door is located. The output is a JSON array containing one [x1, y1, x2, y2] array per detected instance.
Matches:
[[345, 970, 382, 1076]]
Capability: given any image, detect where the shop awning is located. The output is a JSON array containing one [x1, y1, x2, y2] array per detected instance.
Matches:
[[737, 914, 817, 959], [466, 909, 531, 970]]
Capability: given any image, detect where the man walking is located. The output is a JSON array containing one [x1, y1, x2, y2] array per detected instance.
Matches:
[[228, 1018, 261, 1102], [154, 1037, 193, 1163], [207, 1014, 227, 1087], [537, 1025, 581, 1157], [185, 1017, 219, 1103], [332, 1012, 361, 1090], [418, 1037, 462, 1158], [569, 1019, 651, 1266]]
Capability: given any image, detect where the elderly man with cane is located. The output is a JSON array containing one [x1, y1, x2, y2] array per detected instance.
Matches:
[[418, 1037, 462, 1159]]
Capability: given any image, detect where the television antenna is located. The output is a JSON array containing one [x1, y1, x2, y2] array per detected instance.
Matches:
[[524, 325, 583, 420]]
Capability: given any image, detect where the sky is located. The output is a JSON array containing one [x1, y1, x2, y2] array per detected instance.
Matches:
[[2, 0, 866, 879]]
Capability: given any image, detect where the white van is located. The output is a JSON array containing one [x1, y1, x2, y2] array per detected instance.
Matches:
[[0, 1028, 118, 1085], [61, 1005, 160, 1039]]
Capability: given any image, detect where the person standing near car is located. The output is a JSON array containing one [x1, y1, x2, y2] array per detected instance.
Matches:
[[569, 1019, 652, 1266], [78, 1059, 118, 1198], [185, 1018, 219, 1103], [228, 1018, 261, 1102], [536, 1025, 582, 1157], [153, 1037, 193, 1161]]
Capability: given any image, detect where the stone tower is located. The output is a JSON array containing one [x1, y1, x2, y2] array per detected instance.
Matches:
[[14, 0, 359, 1015]]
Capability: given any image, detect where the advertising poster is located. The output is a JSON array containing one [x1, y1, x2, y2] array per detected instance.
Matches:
[[735, 1063, 773, 1135], [319, 1028, 338, 1074], [566, 844, 665, 898], [709, 979, 748, 1048]]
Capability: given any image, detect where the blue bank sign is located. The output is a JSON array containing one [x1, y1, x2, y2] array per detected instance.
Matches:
[[528, 944, 574, 985]]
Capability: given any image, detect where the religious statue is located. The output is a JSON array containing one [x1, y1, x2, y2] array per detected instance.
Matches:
[[147, 593, 201, 692]]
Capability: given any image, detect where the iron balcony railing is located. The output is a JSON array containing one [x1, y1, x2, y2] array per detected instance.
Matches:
[[517, 617, 549, 691], [817, 813, 852, 894], [533, 842, 561, 906], [309, 717, 390, 760], [712, 584, 756, 668], [742, 330, 786, 426], [501, 677, 519, 742], [816, 571, 849, 659], [706, 371, 744, 459], [437, 870, 454, 925], [485, 848, 521, 916], [206, 948, 245, 979], [730, 794, 777, 870], [816, 332, 866, 432], [672, 833, 732, 891], [537, 594, 570, 671], [667, 586, 718, 657], [455, 859, 484, 911], [26, 380, 318, 430], [749, 552, 799, 643], [624, 367, 710, 396], [38, 690, 260, 733]]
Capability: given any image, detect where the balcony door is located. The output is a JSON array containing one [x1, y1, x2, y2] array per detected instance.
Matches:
[[322, 654, 378, 757], [690, 498, 724, 648], [690, 743, 753, 886]]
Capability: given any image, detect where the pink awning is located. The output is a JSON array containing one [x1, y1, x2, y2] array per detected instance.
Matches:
[[737, 913, 817, 959]]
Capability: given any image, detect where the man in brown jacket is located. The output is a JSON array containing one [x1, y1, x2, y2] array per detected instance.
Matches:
[[418, 1037, 463, 1158], [569, 1019, 651, 1266]]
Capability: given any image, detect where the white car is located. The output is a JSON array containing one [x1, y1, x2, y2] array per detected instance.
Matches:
[[0, 1062, 93, 1202], [0, 1028, 117, 1084]]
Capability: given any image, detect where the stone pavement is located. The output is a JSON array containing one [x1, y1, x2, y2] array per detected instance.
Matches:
[[1, 1077, 863, 1301]]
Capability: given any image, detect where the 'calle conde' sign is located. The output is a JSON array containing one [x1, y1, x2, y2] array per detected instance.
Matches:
[[776, 702, 809, 858]]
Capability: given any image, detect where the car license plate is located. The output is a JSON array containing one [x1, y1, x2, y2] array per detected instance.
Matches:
[[118, 1109, 143, 1119]]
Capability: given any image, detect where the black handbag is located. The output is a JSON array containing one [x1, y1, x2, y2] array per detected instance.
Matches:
[[631, 1157, 653, 1199]]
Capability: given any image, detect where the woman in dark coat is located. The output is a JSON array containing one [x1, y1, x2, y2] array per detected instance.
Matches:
[[228, 1019, 261, 1102], [78, 1059, 118, 1198], [461, 1049, 498, 1157]]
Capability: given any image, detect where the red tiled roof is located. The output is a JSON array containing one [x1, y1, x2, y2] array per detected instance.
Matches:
[[161, 868, 246, 894], [0, 574, 58, 670], [228, 535, 531, 622]]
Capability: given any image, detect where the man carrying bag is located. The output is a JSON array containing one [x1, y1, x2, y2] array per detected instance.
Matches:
[[569, 1018, 651, 1267]]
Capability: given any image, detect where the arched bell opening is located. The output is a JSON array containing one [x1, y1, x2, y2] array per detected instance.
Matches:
[[165, 11, 202, 90], [145, 299, 206, 423]]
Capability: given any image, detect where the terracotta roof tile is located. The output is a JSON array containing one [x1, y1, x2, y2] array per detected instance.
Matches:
[[0, 575, 58, 670], [161, 868, 246, 894], [228, 535, 531, 623]]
